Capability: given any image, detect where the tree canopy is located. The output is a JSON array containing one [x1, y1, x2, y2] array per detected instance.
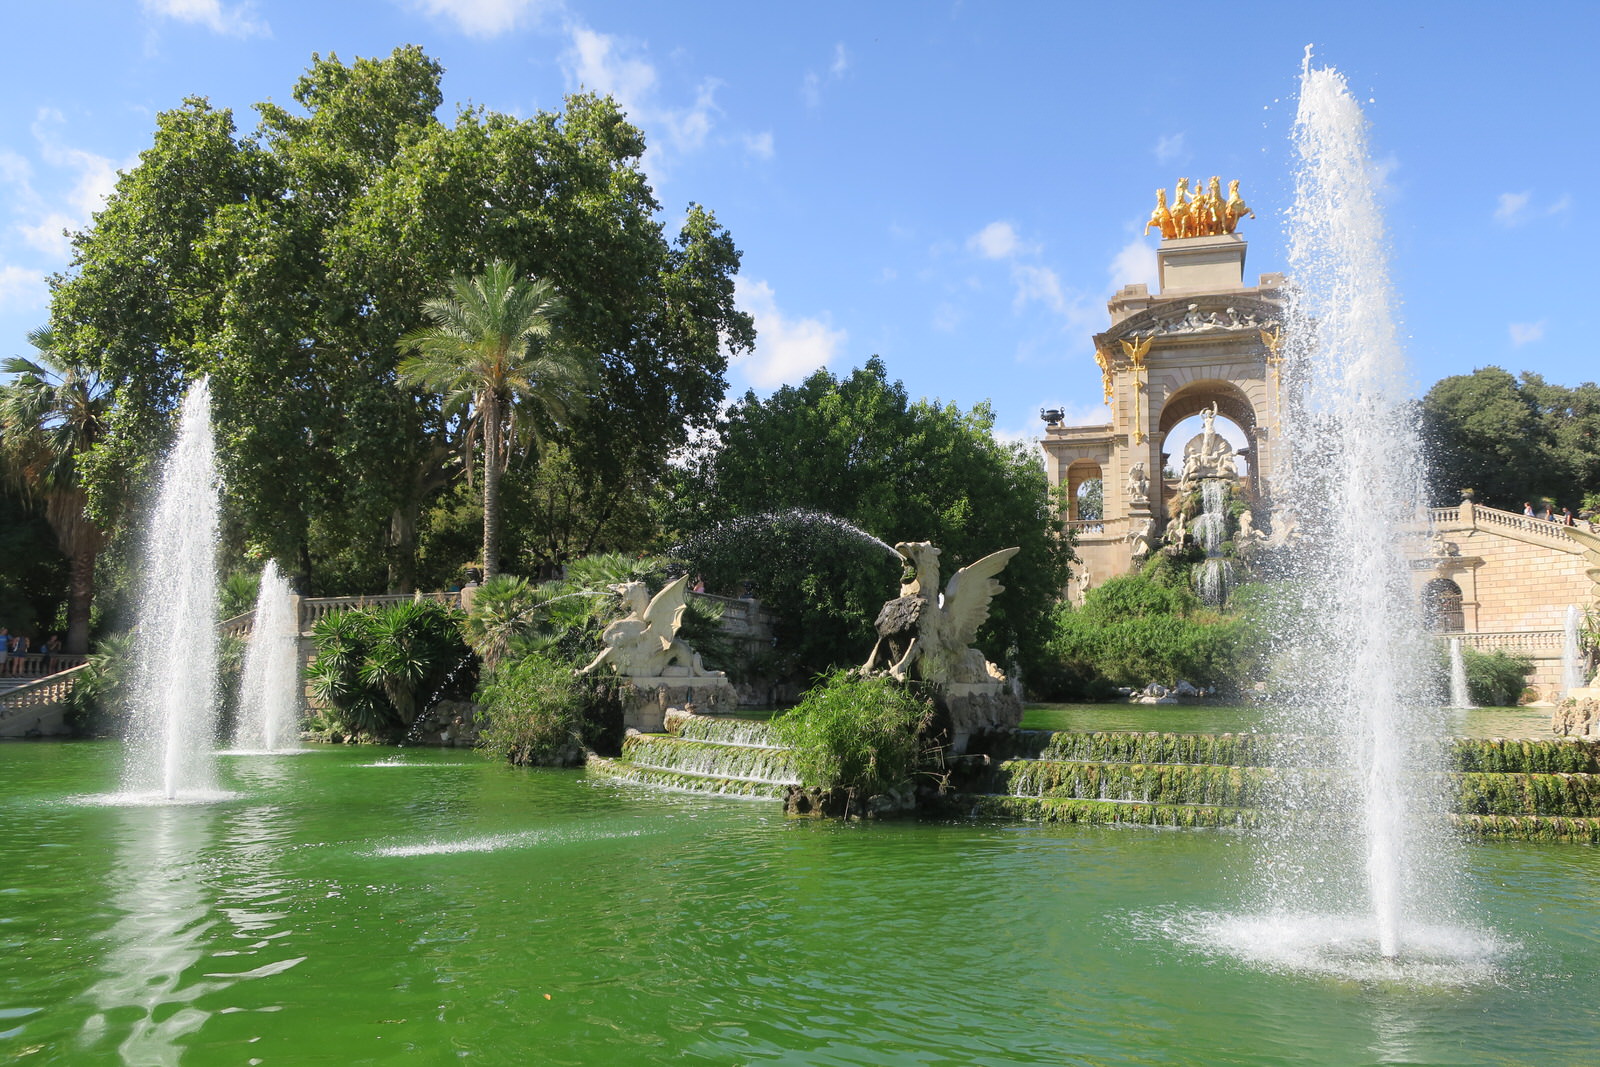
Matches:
[[1422, 366, 1600, 512], [667, 358, 1074, 680], [50, 46, 752, 594]]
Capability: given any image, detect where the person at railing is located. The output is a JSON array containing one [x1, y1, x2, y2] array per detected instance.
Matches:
[[1562, 507, 1576, 526], [1523, 502, 1534, 517], [0, 627, 8, 676], [6, 632, 26, 676]]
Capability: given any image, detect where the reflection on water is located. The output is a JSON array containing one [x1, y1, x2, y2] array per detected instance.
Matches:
[[76, 784, 304, 1064]]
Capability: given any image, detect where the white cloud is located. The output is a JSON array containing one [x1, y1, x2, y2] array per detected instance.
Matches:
[[1494, 190, 1531, 226], [1154, 133, 1185, 165], [1508, 321, 1545, 347], [1108, 239, 1157, 290], [734, 277, 846, 390], [0, 264, 49, 311], [743, 131, 774, 160], [1011, 264, 1067, 314], [802, 42, 850, 108], [141, 0, 268, 37], [968, 220, 1027, 260], [406, 0, 556, 36], [19, 212, 76, 259], [561, 25, 724, 166]]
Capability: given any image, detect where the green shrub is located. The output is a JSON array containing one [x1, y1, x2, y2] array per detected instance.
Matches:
[[1461, 646, 1533, 707], [306, 600, 471, 739], [774, 671, 934, 797], [476, 653, 588, 766], [64, 630, 137, 736]]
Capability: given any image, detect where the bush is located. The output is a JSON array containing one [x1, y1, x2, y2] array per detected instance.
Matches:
[[64, 630, 137, 736], [306, 600, 471, 740], [1462, 646, 1533, 707], [774, 671, 934, 798], [476, 653, 589, 766]]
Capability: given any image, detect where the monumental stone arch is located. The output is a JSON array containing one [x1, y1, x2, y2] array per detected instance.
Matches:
[[1041, 180, 1285, 602]]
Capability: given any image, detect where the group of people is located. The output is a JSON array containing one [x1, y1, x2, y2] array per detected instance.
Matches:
[[0, 628, 62, 676], [1522, 501, 1591, 528]]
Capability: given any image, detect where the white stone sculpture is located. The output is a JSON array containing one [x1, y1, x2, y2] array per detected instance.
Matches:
[[1129, 518, 1154, 561], [863, 541, 1019, 685], [1127, 461, 1150, 504], [579, 575, 724, 679]]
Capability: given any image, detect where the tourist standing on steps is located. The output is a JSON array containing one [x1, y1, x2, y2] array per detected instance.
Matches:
[[1523, 502, 1534, 517], [0, 628, 8, 675]]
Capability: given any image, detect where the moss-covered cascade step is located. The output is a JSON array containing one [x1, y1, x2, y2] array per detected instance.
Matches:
[[977, 759, 1281, 808], [946, 793, 1258, 829], [967, 730, 1600, 775], [1449, 737, 1600, 774], [586, 755, 790, 799], [1448, 814, 1600, 843], [671, 715, 783, 748], [618, 733, 800, 786], [968, 730, 1284, 768], [1453, 772, 1600, 818]]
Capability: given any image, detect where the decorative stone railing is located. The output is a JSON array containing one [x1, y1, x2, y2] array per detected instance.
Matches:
[[1451, 630, 1565, 655], [1429, 502, 1591, 544], [1065, 519, 1107, 535], [0, 652, 86, 680], [223, 591, 466, 637], [0, 664, 86, 734]]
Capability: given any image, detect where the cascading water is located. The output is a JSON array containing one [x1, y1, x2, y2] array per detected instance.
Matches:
[[121, 378, 223, 801], [1199, 52, 1492, 978], [1561, 605, 1586, 695], [1448, 637, 1475, 709], [1193, 480, 1236, 606], [233, 560, 301, 752]]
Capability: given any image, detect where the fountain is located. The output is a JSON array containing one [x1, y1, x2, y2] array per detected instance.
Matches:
[[120, 378, 223, 801], [1447, 637, 1476, 709], [1561, 604, 1586, 696], [232, 560, 301, 752], [1192, 479, 1237, 606], [1215, 52, 1480, 973]]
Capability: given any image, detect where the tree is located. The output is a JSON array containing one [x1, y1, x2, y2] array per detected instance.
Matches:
[[50, 46, 752, 594], [0, 327, 112, 653], [1422, 366, 1600, 511], [668, 358, 1074, 680], [399, 261, 592, 578]]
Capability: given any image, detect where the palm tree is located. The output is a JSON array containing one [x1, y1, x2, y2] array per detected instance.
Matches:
[[399, 260, 593, 578], [0, 327, 112, 654]]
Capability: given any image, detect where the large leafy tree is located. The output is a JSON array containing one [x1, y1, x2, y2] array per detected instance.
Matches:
[[668, 358, 1075, 680], [1422, 366, 1600, 511], [399, 262, 593, 577], [49, 46, 752, 594], [0, 327, 112, 653]]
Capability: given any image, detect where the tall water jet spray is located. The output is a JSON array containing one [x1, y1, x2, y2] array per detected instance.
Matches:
[[1561, 605, 1586, 696], [121, 379, 222, 800], [1448, 638, 1476, 709], [233, 560, 301, 752], [1255, 52, 1462, 965]]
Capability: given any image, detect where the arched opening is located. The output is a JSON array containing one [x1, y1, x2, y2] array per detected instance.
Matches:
[[1155, 381, 1261, 506], [1066, 460, 1103, 531], [1421, 578, 1465, 633]]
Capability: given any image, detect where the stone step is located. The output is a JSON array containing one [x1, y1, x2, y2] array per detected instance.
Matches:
[[619, 734, 799, 785], [586, 755, 789, 799]]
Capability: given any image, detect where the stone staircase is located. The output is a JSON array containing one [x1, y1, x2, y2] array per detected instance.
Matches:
[[587, 715, 800, 798], [944, 730, 1600, 842]]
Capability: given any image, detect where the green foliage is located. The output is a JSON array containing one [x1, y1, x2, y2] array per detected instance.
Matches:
[[668, 358, 1074, 679], [54, 46, 751, 594], [774, 671, 934, 797], [64, 630, 137, 735], [306, 600, 471, 739], [219, 569, 261, 621], [1031, 574, 1249, 698], [475, 652, 588, 766], [1460, 646, 1533, 707], [1422, 366, 1600, 510]]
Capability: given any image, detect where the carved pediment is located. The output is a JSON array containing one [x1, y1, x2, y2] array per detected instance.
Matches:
[[1098, 295, 1282, 352]]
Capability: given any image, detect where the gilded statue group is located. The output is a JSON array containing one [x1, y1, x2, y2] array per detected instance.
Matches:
[[1144, 177, 1253, 240]]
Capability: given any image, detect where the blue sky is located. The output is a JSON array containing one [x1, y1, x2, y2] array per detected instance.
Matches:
[[1, 1, 1592, 445]]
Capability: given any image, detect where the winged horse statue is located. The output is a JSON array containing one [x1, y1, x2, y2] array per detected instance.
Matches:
[[580, 574, 723, 678], [863, 541, 1019, 685]]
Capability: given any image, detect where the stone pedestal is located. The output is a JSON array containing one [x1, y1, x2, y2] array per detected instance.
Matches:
[[935, 681, 1023, 754], [618, 669, 738, 733]]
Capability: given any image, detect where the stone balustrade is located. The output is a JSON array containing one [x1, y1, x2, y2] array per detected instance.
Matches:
[[0, 664, 86, 737], [1451, 630, 1564, 654]]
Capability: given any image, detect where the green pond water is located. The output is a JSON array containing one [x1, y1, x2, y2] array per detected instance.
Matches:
[[4, 740, 1599, 1065]]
